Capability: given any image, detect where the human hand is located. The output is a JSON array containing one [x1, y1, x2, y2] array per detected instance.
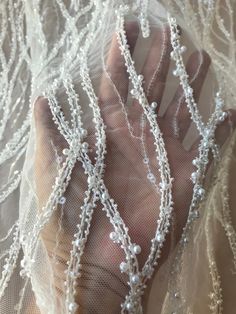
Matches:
[[34, 22, 236, 313]]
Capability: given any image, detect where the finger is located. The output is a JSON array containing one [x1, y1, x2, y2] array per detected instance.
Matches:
[[215, 109, 236, 146], [164, 50, 211, 141], [190, 109, 236, 152], [34, 97, 67, 166], [99, 22, 139, 106], [141, 25, 172, 106], [34, 96, 54, 132], [34, 97, 68, 207]]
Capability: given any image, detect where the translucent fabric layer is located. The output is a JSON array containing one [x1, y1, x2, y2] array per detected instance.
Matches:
[[0, 1, 236, 314]]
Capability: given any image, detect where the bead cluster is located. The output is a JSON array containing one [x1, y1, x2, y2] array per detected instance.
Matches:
[[116, 8, 174, 312]]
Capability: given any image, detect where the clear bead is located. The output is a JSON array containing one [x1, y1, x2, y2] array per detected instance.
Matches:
[[58, 196, 66, 204]]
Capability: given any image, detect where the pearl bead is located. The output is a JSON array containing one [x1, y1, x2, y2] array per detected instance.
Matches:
[[133, 244, 141, 255], [4, 264, 10, 271], [109, 231, 118, 242], [81, 129, 88, 137], [180, 45, 186, 53], [219, 111, 228, 122], [20, 259, 26, 268], [156, 233, 164, 242], [186, 86, 193, 96], [74, 238, 81, 247], [173, 69, 178, 76], [192, 158, 198, 166], [68, 302, 78, 312], [82, 142, 89, 150], [120, 262, 128, 273], [191, 172, 197, 183], [137, 74, 143, 81], [131, 274, 140, 284], [87, 176, 95, 185], [174, 292, 180, 298], [19, 270, 26, 277], [62, 148, 69, 155], [151, 102, 158, 110], [126, 302, 133, 310], [197, 187, 205, 198], [101, 192, 108, 200], [183, 237, 188, 244]]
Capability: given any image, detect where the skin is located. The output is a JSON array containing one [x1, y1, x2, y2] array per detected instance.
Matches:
[[33, 23, 236, 313]]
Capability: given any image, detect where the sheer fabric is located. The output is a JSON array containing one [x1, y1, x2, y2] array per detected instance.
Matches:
[[0, 1, 236, 313]]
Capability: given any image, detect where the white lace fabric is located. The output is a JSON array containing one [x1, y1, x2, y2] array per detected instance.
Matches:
[[0, 1, 236, 313]]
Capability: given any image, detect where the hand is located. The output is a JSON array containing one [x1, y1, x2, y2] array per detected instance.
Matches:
[[34, 22, 236, 313]]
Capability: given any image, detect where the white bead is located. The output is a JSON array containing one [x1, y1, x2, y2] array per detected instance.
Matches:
[[81, 129, 87, 137], [173, 69, 178, 76], [133, 244, 141, 254], [186, 86, 193, 96], [156, 233, 164, 242], [109, 231, 118, 242], [101, 192, 108, 200], [63, 148, 69, 155], [126, 302, 133, 310], [197, 187, 205, 197], [87, 176, 94, 185], [191, 172, 197, 183], [159, 182, 168, 190], [180, 45, 186, 53], [174, 292, 180, 298], [131, 274, 140, 284], [82, 142, 89, 150], [219, 111, 228, 122], [74, 238, 81, 247], [4, 264, 10, 271], [68, 302, 78, 312], [19, 270, 26, 278], [192, 158, 198, 166], [183, 237, 188, 243], [20, 259, 26, 268], [151, 102, 158, 110], [120, 262, 128, 273], [137, 74, 143, 81]]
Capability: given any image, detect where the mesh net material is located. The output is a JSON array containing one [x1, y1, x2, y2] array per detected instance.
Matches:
[[0, 1, 236, 314]]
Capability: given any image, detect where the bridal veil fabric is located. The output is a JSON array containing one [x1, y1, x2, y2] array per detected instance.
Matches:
[[0, 0, 236, 313]]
